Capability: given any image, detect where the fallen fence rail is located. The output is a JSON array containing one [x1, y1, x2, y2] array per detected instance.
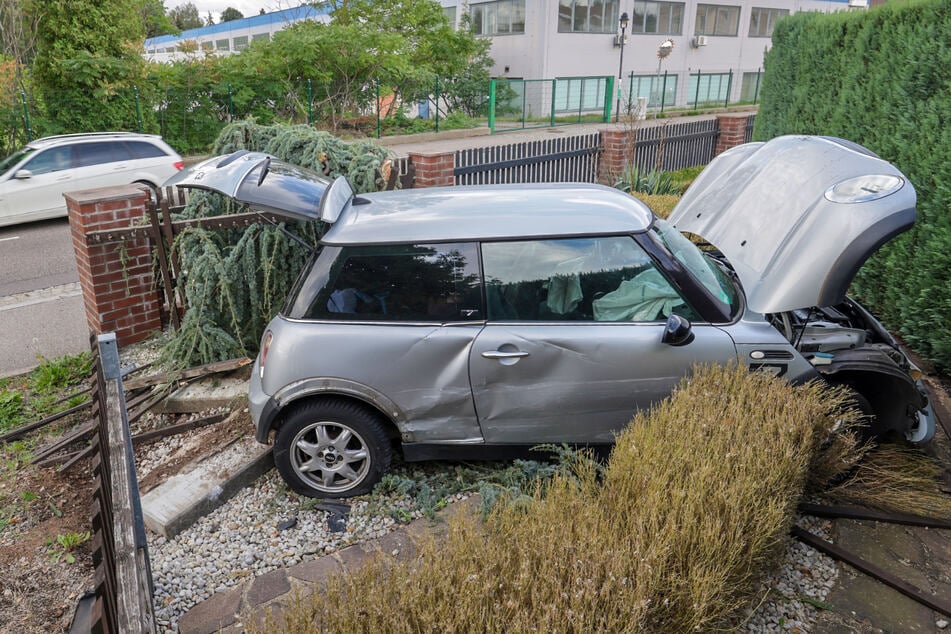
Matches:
[[89, 333, 156, 633]]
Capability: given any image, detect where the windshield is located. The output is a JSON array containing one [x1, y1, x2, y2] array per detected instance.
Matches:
[[0, 147, 34, 175], [650, 218, 740, 318]]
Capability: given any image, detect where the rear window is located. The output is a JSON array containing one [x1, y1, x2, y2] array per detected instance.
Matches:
[[74, 141, 131, 168], [290, 242, 484, 322], [124, 141, 168, 159]]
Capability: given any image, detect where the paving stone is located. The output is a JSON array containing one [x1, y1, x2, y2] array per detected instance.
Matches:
[[177, 585, 244, 634], [334, 543, 377, 571], [245, 569, 291, 607], [286, 555, 343, 583], [376, 529, 416, 559]]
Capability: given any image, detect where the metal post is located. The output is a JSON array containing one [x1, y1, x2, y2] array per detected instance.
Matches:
[[307, 78, 314, 124], [578, 79, 584, 124], [19, 91, 32, 142], [603, 75, 614, 123], [614, 21, 628, 122], [660, 71, 668, 114], [550, 78, 557, 126], [521, 80, 527, 129], [133, 86, 143, 133], [488, 79, 497, 133], [434, 75, 440, 133], [227, 83, 234, 122], [627, 71, 634, 116], [724, 69, 733, 108], [754, 67, 762, 104], [693, 70, 702, 108]]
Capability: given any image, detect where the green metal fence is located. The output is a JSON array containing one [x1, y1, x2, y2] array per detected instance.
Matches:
[[488, 76, 614, 133]]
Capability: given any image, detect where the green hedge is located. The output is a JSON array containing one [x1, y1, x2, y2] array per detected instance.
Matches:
[[755, 0, 951, 370]]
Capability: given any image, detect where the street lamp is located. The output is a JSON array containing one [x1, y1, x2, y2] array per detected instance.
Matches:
[[614, 12, 629, 123]]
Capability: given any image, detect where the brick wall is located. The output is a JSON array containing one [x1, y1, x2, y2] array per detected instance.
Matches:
[[715, 114, 750, 157], [66, 186, 162, 346], [408, 151, 455, 188], [598, 129, 636, 185]]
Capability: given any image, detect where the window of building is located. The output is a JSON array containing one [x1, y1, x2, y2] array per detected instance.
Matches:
[[444, 6, 456, 27], [748, 7, 788, 37], [740, 71, 763, 102], [694, 4, 740, 36], [630, 1, 684, 35], [233, 35, 249, 51], [216, 39, 230, 51], [687, 71, 732, 106], [470, 0, 526, 36], [252, 32, 270, 42], [201, 40, 214, 51], [625, 73, 678, 108], [554, 77, 608, 112], [557, 1, 620, 33]]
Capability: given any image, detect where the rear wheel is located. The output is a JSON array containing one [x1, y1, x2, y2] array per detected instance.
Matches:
[[273, 400, 392, 498]]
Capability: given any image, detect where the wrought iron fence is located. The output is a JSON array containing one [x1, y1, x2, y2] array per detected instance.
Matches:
[[454, 132, 602, 184]]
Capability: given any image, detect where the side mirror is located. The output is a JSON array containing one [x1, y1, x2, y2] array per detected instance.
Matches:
[[662, 313, 694, 347], [13, 169, 32, 180]]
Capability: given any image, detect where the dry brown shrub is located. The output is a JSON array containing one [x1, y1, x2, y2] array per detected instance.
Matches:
[[254, 365, 860, 633]]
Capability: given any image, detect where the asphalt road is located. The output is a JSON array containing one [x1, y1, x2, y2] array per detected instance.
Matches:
[[0, 218, 89, 377]]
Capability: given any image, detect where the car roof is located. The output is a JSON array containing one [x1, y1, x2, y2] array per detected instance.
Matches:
[[321, 183, 655, 245], [27, 132, 165, 149]]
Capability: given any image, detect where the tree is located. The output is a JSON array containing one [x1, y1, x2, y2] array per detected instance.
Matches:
[[33, 0, 147, 132], [220, 7, 243, 22], [140, 0, 178, 37], [204, 11, 214, 26], [169, 1, 202, 30]]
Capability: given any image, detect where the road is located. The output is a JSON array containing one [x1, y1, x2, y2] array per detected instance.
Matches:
[[0, 219, 89, 377]]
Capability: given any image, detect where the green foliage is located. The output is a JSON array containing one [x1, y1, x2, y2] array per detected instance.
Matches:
[[755, 0, 951, 369], [169, 1, 203, 30], [46, 531, 91, 564], [163, 121, 391, 365], [28, 352, 92, 394], [32, 0, 147, 132], [614, 165, 683, 196], [0, 389, 24, 432]]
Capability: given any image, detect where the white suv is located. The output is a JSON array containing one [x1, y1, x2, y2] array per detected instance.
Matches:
[[0, 132, 183, 227]]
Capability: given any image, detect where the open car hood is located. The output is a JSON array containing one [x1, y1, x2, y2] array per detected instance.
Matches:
[[667, 136, 916, 314], [163, 151, 349, 223]]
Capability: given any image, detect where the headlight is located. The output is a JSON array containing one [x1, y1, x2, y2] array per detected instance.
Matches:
[[824, 175, 904, 203]]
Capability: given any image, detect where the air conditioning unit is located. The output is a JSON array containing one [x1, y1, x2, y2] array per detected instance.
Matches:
[[692, 35, 709, 48], [613, 33, 629, 47]]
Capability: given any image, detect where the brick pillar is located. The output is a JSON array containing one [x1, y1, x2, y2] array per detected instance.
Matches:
[[408, 151, 455, 188], [66, 185, 162, 346], [715, 114, 750, 156], [598, 128, 636, 185]]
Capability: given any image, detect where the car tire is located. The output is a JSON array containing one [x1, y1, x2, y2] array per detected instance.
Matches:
[[273, 400, 392, 498]]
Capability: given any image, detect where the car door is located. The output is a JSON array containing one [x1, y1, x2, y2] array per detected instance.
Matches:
[[470, 236, 738, 444], [0, 145, 75, 223], [72, 141, 133, 191]]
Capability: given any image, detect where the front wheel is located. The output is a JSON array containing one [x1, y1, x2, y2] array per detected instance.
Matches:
[[273, 400, 392, 498]]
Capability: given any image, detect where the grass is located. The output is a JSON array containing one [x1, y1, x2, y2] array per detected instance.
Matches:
[[250, 365, 864, 633], [0, 352, 92, 434]]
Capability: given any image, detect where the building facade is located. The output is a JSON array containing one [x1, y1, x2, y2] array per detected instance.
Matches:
[[440, 0, 853, 108], [143, 5, 331, 63]]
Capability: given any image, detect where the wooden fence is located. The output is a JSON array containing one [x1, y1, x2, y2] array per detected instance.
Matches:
[[454, 132, 602, 185], [89, 333, 156, 633]]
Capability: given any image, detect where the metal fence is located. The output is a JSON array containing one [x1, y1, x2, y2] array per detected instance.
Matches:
[[488, 77, 614, 133], [631, 118, 721, 172], [455, 132, 602, 185]]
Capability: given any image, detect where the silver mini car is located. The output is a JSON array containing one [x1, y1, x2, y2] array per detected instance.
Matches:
[[168, 136, 936, 498]]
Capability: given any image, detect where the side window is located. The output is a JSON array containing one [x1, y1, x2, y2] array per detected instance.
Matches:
[[22, 146, 73, 175], [74, 142, 130, 168], [481, 236, 698, 322], [124, 141, 167, 159], [305, 242, 483, 322]]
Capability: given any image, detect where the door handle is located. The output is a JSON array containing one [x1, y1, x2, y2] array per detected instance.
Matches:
[[481, 350, 530, 360]]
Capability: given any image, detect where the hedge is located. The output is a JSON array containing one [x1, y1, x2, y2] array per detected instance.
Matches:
[[754, 0, 951, 369]]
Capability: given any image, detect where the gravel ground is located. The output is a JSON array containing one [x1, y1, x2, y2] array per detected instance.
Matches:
[[141, 435, 839, 634]]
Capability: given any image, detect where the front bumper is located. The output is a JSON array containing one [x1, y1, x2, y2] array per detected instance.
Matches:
[[248, 357, 278, 444], [907, 380, 937, 444]]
